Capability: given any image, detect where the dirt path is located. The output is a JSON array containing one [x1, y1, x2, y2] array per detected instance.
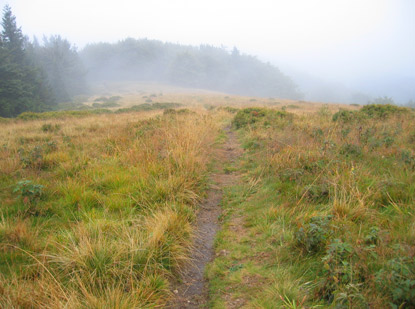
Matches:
[[170, 127, 242, 308]]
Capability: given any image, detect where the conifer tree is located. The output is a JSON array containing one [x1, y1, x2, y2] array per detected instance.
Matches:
[[0, 5, 54, 117], [34, 35, 87, 102]]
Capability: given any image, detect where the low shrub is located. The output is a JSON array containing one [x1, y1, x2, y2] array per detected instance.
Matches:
[[18, 146, 45, 169], [319, 239, 355, 299], [376, 256, 415, 308], [360, 104, 407, 119], [332, 110, 356, 123], [333, 104, 409, 123], [13, 180, 44, 203], [294, 215, 333, 254], [364, 227, 380, 245], [232, 108, 267, 128], [232, 108, 292, 129]]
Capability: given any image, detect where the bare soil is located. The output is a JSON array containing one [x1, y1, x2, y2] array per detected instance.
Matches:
[[169, 127, 242, 308]]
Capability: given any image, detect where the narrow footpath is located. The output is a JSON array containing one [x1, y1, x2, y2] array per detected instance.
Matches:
[[170, 127, 243, 308]]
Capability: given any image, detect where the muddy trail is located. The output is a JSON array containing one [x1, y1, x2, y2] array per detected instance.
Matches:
[[170, 127, 242, 308]]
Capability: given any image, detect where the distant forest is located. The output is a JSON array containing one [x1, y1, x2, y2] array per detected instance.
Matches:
[[0, 5, 302, 117], [81, 40, 302, 99]]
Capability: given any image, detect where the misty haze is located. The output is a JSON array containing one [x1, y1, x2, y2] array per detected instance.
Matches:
[[0, 0, 413, 110], [1, 1, 415, 308]]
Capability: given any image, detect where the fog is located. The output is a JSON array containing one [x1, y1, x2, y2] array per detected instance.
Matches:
[[3, 0, 414, 104]]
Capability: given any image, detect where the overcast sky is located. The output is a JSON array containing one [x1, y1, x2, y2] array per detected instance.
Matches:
[[1, 0, 414, 101]]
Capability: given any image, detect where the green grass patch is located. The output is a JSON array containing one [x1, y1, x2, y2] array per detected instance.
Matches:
[[208, 108, 415, 307]]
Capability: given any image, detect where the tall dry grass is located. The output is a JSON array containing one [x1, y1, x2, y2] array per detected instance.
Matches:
[[0, 108, 220, 307]]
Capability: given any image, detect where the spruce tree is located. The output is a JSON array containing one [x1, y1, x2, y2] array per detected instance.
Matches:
[[34, 35, 87, 102], [0, 5, 54, 117], [1, 5, 25, 63]]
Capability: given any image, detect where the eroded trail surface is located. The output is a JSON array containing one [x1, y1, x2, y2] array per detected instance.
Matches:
[[170, 127, 242, 308]]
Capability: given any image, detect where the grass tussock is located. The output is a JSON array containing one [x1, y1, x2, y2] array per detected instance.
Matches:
[[0, 108, 222, 307]]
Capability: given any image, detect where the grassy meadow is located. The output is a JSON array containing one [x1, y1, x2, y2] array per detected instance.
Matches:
[[208, 104, 415, 308], [1, 87, 414, 308], [0, 103, 226, 307]]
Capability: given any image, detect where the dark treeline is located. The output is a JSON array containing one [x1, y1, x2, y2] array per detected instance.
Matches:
[[0, 5, 53, 117], [0, 5, 303, 117], [0, 6, 87, 117], [81, 39, 302, 99]]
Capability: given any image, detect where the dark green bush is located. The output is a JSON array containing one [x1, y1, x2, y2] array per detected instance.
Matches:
[[400, 150, 415, 166], [232, 108, 267, 129], [360, 104, 407, 119], [364, 227, 380, 245], [18, 146, 45, 169], [295, 215, 333, 254], [13, 180, 44, 202], [232, 108, 291, 129], [376, 256, 415, 308], [333, 104, 409, 123], [319, 239, 355, 298], [163, 108, 194, 116], [332, 110, 356, 123]]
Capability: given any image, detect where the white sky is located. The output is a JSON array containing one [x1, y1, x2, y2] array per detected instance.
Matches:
[[1, 0, 414, 97]]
